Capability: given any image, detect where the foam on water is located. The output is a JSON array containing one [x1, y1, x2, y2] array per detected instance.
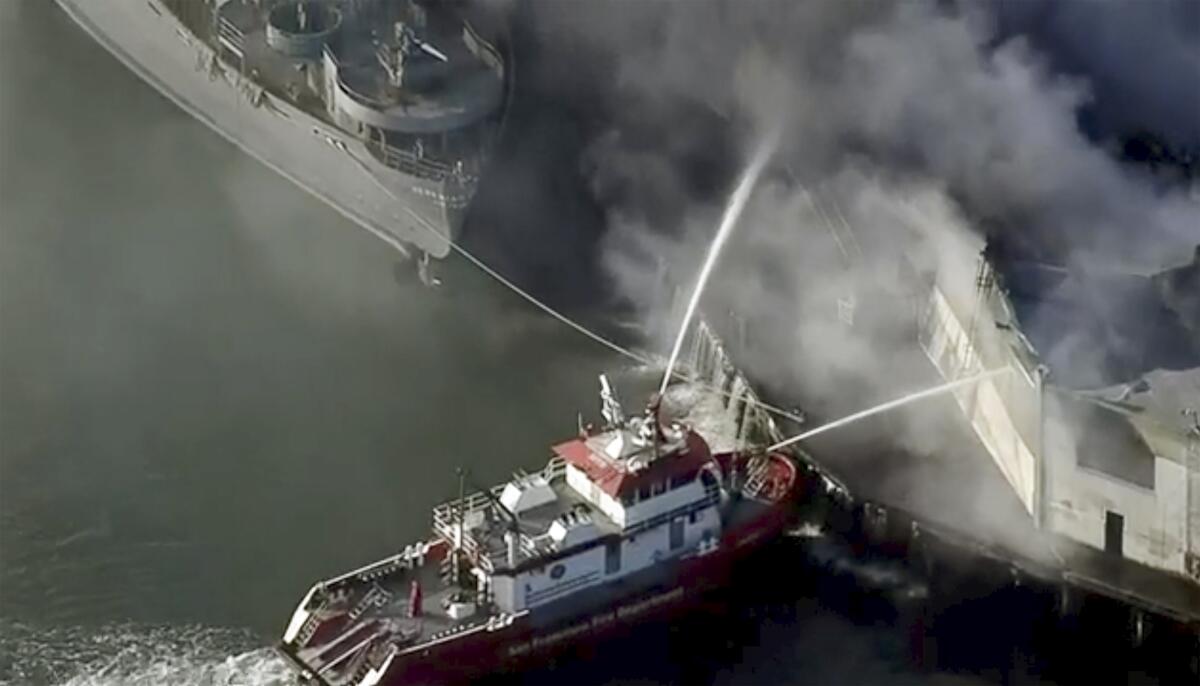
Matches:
[[0, 620, 291, 686]]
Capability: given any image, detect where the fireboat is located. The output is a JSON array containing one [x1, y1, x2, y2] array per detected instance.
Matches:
[[277, 377, 799, 685]]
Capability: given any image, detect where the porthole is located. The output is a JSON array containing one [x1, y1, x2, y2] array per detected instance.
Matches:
[[550, 564, 566, 580]]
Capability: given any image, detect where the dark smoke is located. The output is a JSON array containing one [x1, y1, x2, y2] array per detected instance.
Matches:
[[512, 0, 1200, 543], [517, 0, 1199, 369], [986, 0, 1200, 154]]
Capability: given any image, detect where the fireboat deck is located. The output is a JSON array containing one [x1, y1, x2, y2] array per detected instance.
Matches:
[[291, 545, 443, 682]]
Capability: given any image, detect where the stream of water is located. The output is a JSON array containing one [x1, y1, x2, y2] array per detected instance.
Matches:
[[769, 369, 1009, 452], [658, 129, 781, 395]]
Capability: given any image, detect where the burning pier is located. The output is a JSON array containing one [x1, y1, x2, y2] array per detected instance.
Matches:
[[661, 266, 1199, 682]]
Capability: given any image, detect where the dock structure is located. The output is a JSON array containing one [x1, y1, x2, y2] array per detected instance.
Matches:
[[661, 226, 1199, 682], [917, 246, 1200, 616]]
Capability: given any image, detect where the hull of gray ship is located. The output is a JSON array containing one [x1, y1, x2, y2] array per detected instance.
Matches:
[[54, 0, 501, 260]]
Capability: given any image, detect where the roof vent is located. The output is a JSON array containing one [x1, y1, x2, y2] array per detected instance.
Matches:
[[549, 509, 597, 546], [499, 476, 556, 514]]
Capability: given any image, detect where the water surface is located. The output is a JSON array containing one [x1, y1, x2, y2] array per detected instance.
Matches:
[[0, 3, 977, 684], [0, 2, 618, 681]]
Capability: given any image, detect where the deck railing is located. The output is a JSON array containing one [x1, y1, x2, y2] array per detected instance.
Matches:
[[216, 16, 244, 58], [366, 138, 457, 181], [431, 457, 569, 571], [321, 48, 467, 183]]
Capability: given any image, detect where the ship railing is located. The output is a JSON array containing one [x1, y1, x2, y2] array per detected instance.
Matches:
[[367, 139, 456, 182], [522, 533, 556, 558], [321, 47, 465, 182], [432, 486, 505, 525], [432, 458, 576, 570], [317, 542, 430, 594], [354, 642, 398, 684], [704, 479, 722, 501], [335, 77, 394, 111], [432, 487, 508, 574], [543, 456, 567, 479], [344, 641, 376, 685], [216, 16, 245, 58], [293, 598, 328, 646], [432, 514, 487, 571], [472, 533, 542, 569], [741, 457, 770, 499], [423, 612, 497, 646]]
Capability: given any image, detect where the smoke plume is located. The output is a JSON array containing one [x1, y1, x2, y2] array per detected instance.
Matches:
[[524, 0, 1200, 390], [988, 0, 1200, 152], [523, 0, 1200, 543]]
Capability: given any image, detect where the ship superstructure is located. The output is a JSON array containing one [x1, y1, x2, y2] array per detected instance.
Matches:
[[216, 0, 503, 248], [57, 0, 508, 260], [277, 379, 799, 685]]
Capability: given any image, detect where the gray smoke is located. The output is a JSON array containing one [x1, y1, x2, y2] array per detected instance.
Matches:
[[527, 0, 1199, 543], [526, 0, 1200, 385], [988, 0, 1200, 152]]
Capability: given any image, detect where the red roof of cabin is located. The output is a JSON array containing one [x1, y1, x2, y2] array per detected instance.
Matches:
[[552, 430, 712, 499]]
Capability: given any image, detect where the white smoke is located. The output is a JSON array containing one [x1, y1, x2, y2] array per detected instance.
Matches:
[[523, 0, 1199, 545], [523, 0, 1200, 395]]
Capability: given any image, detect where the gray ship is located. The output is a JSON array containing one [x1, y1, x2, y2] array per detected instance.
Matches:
[[55, 0, 509, 261]]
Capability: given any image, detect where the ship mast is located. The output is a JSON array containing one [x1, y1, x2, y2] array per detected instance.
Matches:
[[454, 467, 466, 590], [649, 393, 662, 462]]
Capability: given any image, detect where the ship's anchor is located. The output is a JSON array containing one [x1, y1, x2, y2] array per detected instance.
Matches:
[[417, 251, 441, 288], [393, 252, 442, 289]]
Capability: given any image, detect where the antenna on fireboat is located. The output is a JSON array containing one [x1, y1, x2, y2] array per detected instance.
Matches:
[[454, 467, 466, 589], [599, 374, 624, 428], [648, 392, 663, 461]]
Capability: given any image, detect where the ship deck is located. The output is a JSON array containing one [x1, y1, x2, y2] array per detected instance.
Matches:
[[215, 2, 336, 120], [214, 0, 502, 132], [288, 541, 494, 686]]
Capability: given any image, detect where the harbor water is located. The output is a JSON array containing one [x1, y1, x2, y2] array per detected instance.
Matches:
[[1, 2, 982, 684]]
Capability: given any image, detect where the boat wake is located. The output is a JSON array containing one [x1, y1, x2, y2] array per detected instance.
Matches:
[[0, 620, 291, 686]]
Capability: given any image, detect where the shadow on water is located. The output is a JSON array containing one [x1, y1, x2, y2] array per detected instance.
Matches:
[[483, 539, 962, 686]]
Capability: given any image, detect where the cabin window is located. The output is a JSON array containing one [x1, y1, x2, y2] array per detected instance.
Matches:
[[669, 518, 685, 550], [638, 486, 651, 501], [651, 481, 666, 497], [1105, 511, 1125, 557], [688, 510, 703, 525], [605, 540, 621, 574]]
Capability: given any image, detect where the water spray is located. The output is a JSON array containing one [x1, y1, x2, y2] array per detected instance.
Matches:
[[658, 128, 782, 396], [767, 368, 1010, 452]]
